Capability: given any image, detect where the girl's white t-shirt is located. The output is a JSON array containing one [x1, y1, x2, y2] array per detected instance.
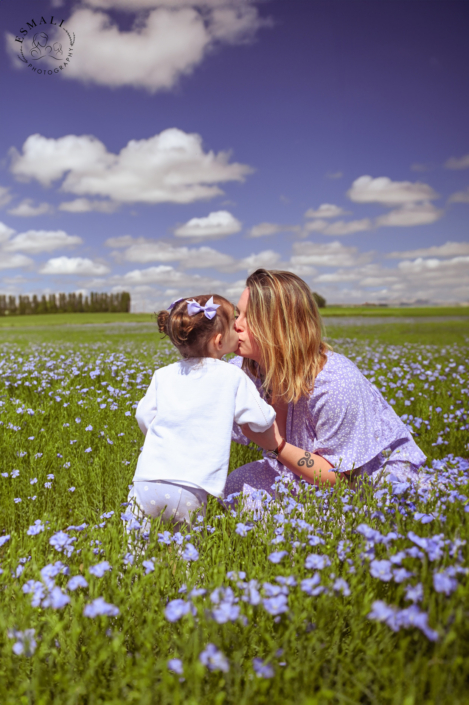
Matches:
[[133, 357, 275, 498]]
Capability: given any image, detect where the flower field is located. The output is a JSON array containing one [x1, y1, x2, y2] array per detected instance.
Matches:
[[1, 329, 468, 704]]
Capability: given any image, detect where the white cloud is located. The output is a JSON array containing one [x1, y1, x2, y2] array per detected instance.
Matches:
[[118, 265, 221, 288], [387, 242, 469, 259], [304, 219, 328, 233], [246, 222, 300, 238], [0, 187, 12, 208], [238, 250, 282, 271], [110, 237, 236, 270], [105, 235, 146, 248], [174, 210, 241, 239], [5, 230, 82, 255], [347, 175, 438, 205], [59, 198, 120, 213], [448, 187, 469, 204], [375, 203, 443, 227], [10, 130, 252, 204], [7, 200, 53, 217], [8, 3, 270, 93], [40, 257, 110, 275], [444, 154, 469, 170], [304, 204, 349, 219], [323, 219, 372, 236], [0, 221, 16, 244], [398, 256, 469, 275], [0, 252, 33, 270], [291, 241, 372, 268]]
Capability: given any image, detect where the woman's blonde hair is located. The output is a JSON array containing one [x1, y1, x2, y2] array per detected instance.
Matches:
[[243, 269, 331, 404]]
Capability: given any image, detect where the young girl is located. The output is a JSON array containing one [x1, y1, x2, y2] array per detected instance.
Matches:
[[126, 294, 276, 533]]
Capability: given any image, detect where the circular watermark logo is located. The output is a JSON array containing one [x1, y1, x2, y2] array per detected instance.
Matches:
[[15, 15, 75, 76]]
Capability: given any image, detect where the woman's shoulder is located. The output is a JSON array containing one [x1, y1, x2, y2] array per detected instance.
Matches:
[[315, 350, 360, 382]]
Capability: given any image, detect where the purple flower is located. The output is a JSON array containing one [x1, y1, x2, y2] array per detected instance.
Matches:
[[212, 602, 240, 624], [397, 605, 439, 641], [167, 658, 184, 675], [0, 535, 11, 547], [158, 531, 172, 545], [433, 571, 458, 595], [27, 519, 47, 536], [393, 568, 413, 584], [405, 583, 423, 603], [268, 551, 288, 564], [253, 658, 274, 679], [305, 554, 331, 570], [182, 543, 199, 562], [8, 629, 37, 656], [165, 599, 192, 622], [235, 522, 253, 537], [333, 578, 351, 596], [301, 574, 322, 596], [85, 448, 92, 453], [142, 559, 155, 574], [67, 575, 88, 591], [263, 594, 289, 616], [49, 531, 76, 557], [83, 598, 119, 618], [367, 600, 399, 631], [199, 643, 229, 673], [414, 512, 434, 524], [89, 561, 111, 578], [308, 535, 325, 547], [369, 559, 393, 582], [42, 586, 70, 610]]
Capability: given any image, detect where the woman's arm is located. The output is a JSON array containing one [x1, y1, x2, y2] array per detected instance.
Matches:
[[240, 421, 347, 487]]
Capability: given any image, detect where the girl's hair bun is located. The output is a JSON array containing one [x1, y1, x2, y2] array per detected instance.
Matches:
[[156, 308, 170, 334]]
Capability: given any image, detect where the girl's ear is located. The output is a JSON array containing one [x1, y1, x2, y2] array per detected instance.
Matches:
[[214, 332, 223, 349]]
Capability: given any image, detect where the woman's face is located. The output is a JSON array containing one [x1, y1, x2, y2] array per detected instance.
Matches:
[[235, 287, 262, 363]]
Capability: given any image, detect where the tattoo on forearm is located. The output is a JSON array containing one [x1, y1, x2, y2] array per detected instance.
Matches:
[[297, 452, 314, 468]]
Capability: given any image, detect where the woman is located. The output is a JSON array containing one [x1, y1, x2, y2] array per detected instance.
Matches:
[[224, 268, 426, 496]]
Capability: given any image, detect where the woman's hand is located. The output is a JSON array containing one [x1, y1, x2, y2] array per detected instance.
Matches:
[[240, 419, 283, 451]]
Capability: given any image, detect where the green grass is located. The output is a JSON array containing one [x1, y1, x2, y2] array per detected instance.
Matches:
[[0, 306, 467, 331], [0, 324, 468, 704], [321, 306, 469, 318]]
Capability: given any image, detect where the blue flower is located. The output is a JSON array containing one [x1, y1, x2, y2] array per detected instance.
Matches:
[[142, 559, 155, 574], [49, 531, 76, 557], [83, 598, 119, 618], [404, 583, 423, 603], [301, 573, 324, 596], [182, 543, 199, 562], [165, 599, 192, 622], [433, 571, 458, 595], [42, 586, 70, 610], [263, 594, 289, 616], [212, 602, 240, 624], [333, 578, 351, 596], [158, 531, 172, 545], [305, 554, 331, 570], [67, 575, 88, 591], [268, 551, 288, 564], [167, 658, 184, 675], [367, 600, 399, 631], [8, 629, 37, 657], [89, 561, 111, 578], [0, 535, 11, 547], [27, 520, 45, 536], [369, 559, 393, 582], [199, 643, 229, 673], [253, 658, 274, 679], [235, 522, 253, 537]]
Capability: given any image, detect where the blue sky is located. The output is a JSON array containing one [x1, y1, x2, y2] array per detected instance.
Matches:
[[1, 0, 468, 309]]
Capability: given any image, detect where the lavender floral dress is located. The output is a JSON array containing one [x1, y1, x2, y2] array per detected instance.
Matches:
[[224, 351, 427, 497]]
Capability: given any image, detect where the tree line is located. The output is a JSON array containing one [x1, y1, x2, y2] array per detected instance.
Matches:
[[0, 292, 131, 316]]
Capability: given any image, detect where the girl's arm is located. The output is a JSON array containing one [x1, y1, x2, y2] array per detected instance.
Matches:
[[240, 421, 348, 487]]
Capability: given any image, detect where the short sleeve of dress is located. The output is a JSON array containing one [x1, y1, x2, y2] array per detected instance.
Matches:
[[135, 371, 158, 435], [307, 353, 412, 473]]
